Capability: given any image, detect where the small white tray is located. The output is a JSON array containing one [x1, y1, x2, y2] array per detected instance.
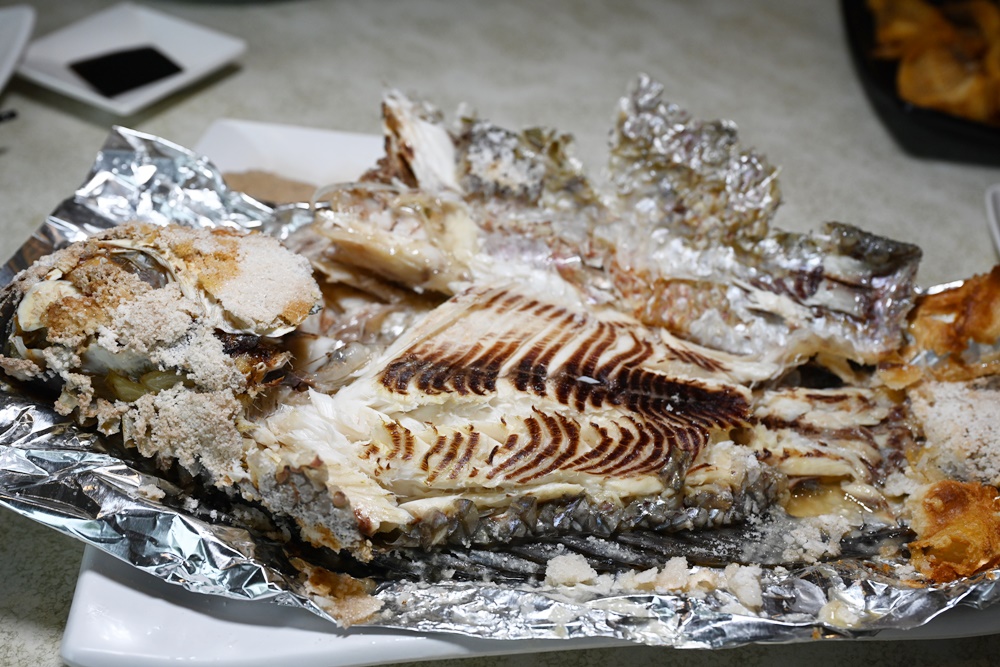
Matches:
[[195, 118, 386, 187], [16, 2, 245, 116]]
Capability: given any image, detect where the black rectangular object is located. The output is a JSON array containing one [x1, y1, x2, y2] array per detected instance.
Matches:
[[69, 46, 183, 98]]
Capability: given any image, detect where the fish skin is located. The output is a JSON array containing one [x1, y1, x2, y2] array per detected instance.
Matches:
[[606, 77, 921, 365]]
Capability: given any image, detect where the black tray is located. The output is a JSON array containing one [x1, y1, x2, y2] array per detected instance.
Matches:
[[841, 0, 1000, 166]]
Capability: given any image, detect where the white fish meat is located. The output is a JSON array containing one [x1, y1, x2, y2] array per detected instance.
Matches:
[[262, 284, 779, 556]]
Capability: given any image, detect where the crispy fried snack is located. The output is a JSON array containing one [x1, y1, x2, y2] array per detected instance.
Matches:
[[879, 266, 1000, 388], [908, 480, 1000, 581], [868, 0, 1000, 124]]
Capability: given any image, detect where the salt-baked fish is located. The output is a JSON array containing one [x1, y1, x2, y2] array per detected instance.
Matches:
[[4, 77, 999, 626], [281, 79, 1000, 589], [269, 78, 927, 571]]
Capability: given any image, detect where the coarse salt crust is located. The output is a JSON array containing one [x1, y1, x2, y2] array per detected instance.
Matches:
[[544, 554, 764, 613], [544, 554, 598, 586], [98, 283, 196, 354], [780, 514, 852, 564], [191, 231, 320, 333], [0, 221, 323, 493], [125, 386, 248, 485], [910, 378, 1000, 485]]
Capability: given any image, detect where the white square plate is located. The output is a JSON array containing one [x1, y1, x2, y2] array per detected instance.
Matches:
[[16, 2, 245, 116], [0, 4, 34, 97], [57, 119, 1000, 666]]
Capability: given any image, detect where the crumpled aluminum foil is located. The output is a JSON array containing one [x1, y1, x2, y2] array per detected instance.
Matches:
[[2, 126, 1000, 649]]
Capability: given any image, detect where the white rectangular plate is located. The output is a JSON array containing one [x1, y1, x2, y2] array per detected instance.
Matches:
[[59, 120, 1000, 666], [62, 547, 618, 667], [16, 2, 245, 116]]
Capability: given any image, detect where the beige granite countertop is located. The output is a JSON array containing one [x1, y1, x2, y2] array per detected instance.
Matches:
[[2, 1, 1000, 665]]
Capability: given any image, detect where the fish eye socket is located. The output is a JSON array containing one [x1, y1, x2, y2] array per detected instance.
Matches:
[[107, 250, 172, 289]]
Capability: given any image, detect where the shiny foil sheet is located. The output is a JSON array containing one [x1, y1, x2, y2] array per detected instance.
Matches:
[[1, 126, 1000, 649]]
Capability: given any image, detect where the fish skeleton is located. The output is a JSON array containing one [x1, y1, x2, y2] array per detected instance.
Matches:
[[262, 283, 777, 556]]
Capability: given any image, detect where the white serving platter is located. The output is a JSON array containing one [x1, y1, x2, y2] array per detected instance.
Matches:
[[62, 547, 620, 667], [16, 2, 245, 116], [59, 119, 1000, 666]]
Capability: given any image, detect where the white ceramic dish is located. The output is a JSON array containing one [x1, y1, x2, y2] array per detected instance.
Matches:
[[62, 547, 622, 667], [16, 2, 245, 116], [0, 5, 35, 97], [59, 120, 1000, 666]]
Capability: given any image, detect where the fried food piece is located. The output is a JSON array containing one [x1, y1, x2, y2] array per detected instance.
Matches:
[[879, 267, 1000, 387], [868, 0, 1000, 124], [943, 1, 1000, 45], [868, 0, 957, 59], [898, 44, 996, 121], [908, 480, 1000, 581]]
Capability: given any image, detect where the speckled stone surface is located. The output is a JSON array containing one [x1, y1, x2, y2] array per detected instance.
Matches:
[[0, 511, 81, 667], [2, 1, 1000, 665]]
